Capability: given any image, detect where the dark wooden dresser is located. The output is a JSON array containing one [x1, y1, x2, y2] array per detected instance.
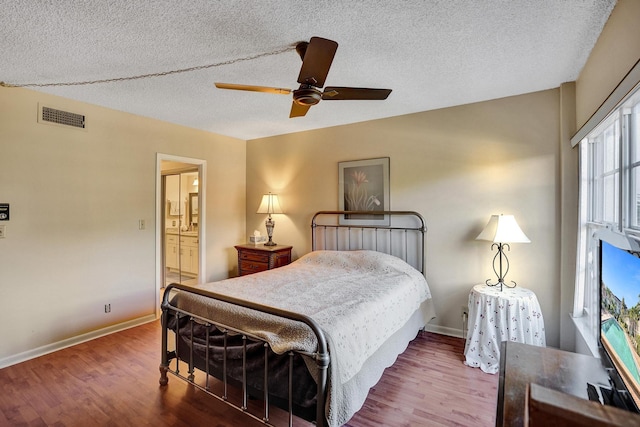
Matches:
[[497, 341, 611, 426], [234, 244, 292, 276]]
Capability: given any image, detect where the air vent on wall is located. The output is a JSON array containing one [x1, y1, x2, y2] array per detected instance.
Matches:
[[39, 105, 86, 129]]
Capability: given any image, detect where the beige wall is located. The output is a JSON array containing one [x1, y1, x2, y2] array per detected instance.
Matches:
[[576, 0, 640, 128], [0, 87, 246, 365], [247, 89, 562, 345]]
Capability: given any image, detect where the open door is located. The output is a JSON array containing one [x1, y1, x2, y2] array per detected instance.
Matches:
[[162, 170, 199, 286], [156, 154, 206, 312]]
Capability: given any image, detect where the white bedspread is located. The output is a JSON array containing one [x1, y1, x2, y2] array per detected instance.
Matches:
[[171, 250, 433, 426]]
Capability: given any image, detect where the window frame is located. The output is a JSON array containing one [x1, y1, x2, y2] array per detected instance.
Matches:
[[574, 83, 640, 352]]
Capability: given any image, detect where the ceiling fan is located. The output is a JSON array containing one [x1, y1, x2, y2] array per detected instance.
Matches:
[[215, 37, 392, 118]]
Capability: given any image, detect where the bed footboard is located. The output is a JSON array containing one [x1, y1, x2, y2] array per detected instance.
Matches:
[[159, 282, 330, 427]]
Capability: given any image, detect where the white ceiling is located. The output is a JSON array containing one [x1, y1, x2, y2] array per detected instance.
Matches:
[[1, 0, 616, 141]]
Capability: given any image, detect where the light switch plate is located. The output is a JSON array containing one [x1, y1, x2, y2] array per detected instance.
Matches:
[[0, 225, 5, 238]]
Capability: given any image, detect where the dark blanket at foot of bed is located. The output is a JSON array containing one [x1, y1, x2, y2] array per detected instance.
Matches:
[[168, 314, 319, 421]]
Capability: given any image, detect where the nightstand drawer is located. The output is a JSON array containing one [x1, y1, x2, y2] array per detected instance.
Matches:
[[239, 260, 268, 274], [271, 252, 291, 268], [239, 251, 270, 263], [234, 244, 293, 277]]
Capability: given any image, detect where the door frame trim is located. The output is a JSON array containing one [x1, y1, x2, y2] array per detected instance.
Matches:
[[155, 153, 206, 317]]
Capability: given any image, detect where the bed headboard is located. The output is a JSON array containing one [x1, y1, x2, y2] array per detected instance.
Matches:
[[311, 210, 427, 275]]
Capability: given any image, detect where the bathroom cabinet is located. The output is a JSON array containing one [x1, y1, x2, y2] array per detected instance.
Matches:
[[166, 232, 198, 276], [179, 235, 199, 275]]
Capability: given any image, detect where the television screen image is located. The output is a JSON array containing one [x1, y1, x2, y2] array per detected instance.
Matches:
[[600, 240, 640, 411]]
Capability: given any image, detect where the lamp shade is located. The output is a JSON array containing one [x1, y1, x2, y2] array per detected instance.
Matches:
[[476, 214, 530, 243], [256, 193, 283, 215]]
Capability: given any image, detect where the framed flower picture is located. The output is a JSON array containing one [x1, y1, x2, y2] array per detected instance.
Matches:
[[338, 157, 390, 225]]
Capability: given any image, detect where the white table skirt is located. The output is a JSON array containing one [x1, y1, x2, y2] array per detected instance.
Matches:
[[464, 284, 546, 374]]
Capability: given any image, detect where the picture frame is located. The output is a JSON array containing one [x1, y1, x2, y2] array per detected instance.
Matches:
[[338, 157, 390, 225]]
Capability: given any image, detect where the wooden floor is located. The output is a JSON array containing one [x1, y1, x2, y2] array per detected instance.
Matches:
[[0, 321, 497, 426]]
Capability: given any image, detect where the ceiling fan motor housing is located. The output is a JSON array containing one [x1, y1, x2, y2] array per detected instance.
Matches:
[[293, 86, 322, 106]]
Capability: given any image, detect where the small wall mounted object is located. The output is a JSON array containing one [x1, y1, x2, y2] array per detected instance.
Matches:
[[476, 214, 530, 291], [256, 193, 283, 246], [0, 203, 10, 220]]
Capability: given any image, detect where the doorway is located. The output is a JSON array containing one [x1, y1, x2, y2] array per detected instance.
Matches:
[[156, 155, 206, 301], [162, 170, 199, 286]]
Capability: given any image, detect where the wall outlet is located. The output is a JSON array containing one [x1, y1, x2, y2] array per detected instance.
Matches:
[[105, 304, 111, 313], [138, 219, 145, 230], [0, 225, 5, 238], [461, 305, 468, 318]]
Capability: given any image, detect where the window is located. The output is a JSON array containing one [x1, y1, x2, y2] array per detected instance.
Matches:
[[631, 102, 640, 228], [575, 85, 640, 350], [590, 113, 620, 226]]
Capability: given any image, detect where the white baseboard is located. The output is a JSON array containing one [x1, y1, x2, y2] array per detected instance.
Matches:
[[424, 323, 465, 339], [0, 314, 157, 369]]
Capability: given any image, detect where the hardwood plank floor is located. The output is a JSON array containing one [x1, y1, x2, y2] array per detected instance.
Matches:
[[0, 321, 497, 426]]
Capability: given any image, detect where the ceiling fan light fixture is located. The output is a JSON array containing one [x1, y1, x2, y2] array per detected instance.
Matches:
[[293, 87, 322, 106]]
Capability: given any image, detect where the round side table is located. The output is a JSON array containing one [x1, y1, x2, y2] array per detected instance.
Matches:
[[463, 284, 545, 374]]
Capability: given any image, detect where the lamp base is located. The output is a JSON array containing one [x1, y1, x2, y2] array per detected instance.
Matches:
[[264, 216, 276, 246], [485, 242, 517, 292], [485, 278, 517, 292]]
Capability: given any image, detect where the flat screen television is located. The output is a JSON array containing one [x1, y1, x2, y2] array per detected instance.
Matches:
[[599, 237, 640, 412]]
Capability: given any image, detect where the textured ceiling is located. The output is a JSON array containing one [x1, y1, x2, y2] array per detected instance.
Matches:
[[0, 0, 616, 140]]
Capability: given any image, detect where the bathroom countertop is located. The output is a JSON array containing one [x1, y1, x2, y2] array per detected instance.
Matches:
[[166, 230, 198, 237]]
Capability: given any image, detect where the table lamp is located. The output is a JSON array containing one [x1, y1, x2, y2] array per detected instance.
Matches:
[[256, 193, 283, 246], [476, 214, 530, 291]]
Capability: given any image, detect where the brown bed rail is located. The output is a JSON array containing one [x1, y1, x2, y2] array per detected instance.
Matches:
[[159, 282, 329, 427]]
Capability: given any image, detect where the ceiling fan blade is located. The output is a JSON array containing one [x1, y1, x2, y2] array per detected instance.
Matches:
[[215, 82, 291, 95], [296, 37, 338, 88], [290, 101, 311, 118], [322, 87, 392, 100]]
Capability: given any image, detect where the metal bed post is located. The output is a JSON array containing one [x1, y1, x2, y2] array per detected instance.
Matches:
[[288, 352, 294, 427], [242, 335, 248, 411], [263, 342, 270, 423], [222, 330, 228, 400], [159, 302, 170, 386], [205, 326, 210, 390], [188, 319, 195, 382], [174, 311, 180, 376]]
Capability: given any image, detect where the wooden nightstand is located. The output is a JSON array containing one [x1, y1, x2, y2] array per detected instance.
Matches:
[[234, 244, 292, 276]]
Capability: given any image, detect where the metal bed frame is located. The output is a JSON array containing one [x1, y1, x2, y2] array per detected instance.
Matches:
[[159, 210, 427, 427], [312, 210, 427, 275]]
